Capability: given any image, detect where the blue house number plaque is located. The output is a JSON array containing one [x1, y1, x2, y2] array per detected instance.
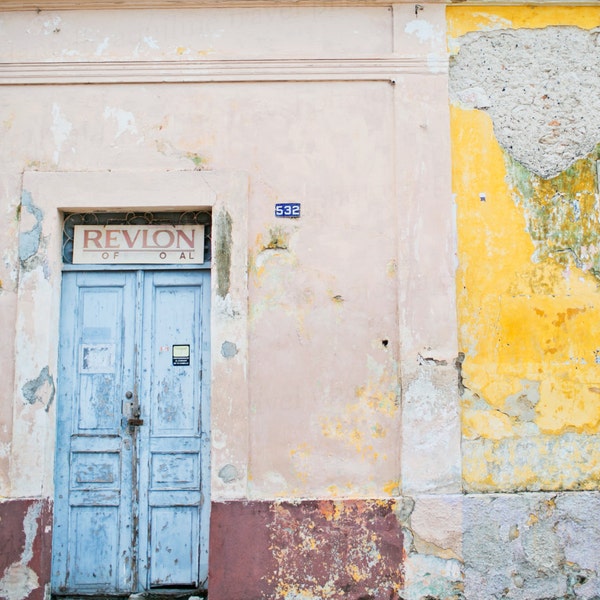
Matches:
[[275, 203, 301, 218]]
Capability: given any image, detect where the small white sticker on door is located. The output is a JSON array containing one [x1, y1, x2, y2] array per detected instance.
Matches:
[[80, 344, 115, 373], [172, 344, 190, 366]]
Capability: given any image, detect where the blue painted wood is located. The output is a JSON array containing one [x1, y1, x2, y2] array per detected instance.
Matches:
[[137, 271, 211, 589], [53, 270, 210, 594], [52, 272, 136, 594]]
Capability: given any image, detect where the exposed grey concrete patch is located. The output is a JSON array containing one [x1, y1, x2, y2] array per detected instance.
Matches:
[[463, 492, 600, 599], [450, 27, 600, 178], [20, 502, 42, 565], [215, 209, 232, 299], [220, 341, 238, 358], [502, 380, 539, 422], [394, 495, 415, 524], [0, 564, 39, 600], [18, 191, 43, 264], [21, 366, 55, 412], [218, 464, 239, 483]]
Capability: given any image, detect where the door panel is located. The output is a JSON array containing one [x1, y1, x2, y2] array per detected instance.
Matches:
[[138, 272, 209, 589], [53, 272, 135, 594], [53, 270, 210, 595]]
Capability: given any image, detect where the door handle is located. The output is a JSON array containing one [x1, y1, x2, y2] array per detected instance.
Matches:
[[127, 418, 144, 427]]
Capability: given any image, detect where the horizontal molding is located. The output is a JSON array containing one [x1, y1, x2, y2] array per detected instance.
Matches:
[[0, 0, 427, 9], [0, 57, 448, 84], [0, 0, 595, 9]]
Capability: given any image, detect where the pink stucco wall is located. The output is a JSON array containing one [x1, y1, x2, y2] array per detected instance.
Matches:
[[0, 4, 458, 599]]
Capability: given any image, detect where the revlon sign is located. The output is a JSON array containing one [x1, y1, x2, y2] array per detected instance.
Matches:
[[73, 225, 205, 264]]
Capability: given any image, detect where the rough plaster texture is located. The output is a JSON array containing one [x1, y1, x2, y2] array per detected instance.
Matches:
[[506, 149, 600, 282], [405, 492, 600, 600], [463, 492, 600, 600], [403, 495, 464, 600], [449, 26, 600, 179]]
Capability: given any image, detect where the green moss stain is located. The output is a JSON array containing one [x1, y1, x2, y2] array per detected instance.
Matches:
[[185, 152, 206, 170], [215, 209, 233, 298], [506, 144, 600, 279]]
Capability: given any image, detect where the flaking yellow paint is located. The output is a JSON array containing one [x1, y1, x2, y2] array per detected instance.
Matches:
[[451, 7, 600, 491], [463, 409, 513, 441], [383, 480, 400, 496], [448, 6, 600, 40]]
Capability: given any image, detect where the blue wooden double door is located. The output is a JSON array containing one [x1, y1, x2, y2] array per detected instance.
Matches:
[[52, 270, 210, 595]]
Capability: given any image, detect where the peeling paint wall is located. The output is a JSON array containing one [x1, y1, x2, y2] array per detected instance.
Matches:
[[0, 6, 423, 599], [447, 6, 600, 599], [450, 5, 600, 492], [210, 500, 404, 600], [0, 499, 52, 600], [3, 3, 599, 600]]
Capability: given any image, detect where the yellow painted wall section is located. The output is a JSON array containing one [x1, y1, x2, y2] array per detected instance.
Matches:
[[448, 6, 600, 39], [449, 6, 600, 491]]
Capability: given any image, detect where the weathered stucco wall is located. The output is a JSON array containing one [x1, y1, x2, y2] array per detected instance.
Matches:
[[2, 3, 599, 600], [0, 4, 455, 599], [0, 7, 405, 502], [449, 6, 600, 600], [449, 5, 600, 493]]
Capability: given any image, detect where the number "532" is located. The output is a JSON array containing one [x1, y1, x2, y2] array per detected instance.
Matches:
[[275, 203, 301, 218]]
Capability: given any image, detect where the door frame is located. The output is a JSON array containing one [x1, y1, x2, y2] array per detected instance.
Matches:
[[13, 171, 250, 595]]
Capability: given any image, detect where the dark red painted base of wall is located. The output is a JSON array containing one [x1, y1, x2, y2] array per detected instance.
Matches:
[[0, 498, 52, 600], [209, 499, 404, 600]]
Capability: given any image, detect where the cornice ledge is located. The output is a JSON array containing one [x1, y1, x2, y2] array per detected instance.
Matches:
[[0, 0, 596, 9], [0, 0, 431, 9], [0, 56, 448, 84]]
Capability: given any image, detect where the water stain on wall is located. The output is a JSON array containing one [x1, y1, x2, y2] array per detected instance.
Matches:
[[215, 209, 232, 299]]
